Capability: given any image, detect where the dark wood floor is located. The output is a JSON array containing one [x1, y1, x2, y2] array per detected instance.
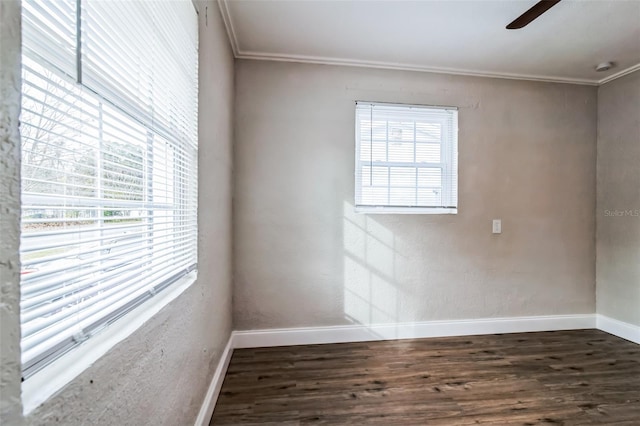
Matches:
[[210, 329, 640, 425]]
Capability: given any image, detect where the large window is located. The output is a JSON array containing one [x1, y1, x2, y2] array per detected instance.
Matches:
[[355, 102, 458, 214], [20, 0, 198, 378]]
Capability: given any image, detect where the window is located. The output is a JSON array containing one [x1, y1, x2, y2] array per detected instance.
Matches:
[[20, 0, 198, 378], [355, 102, 458, 214]]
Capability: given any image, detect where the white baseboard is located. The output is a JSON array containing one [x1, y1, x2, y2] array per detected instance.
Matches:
[[232, 314, 596, 349], [597, 314, 640, 344], [194, 335, 234, 426]]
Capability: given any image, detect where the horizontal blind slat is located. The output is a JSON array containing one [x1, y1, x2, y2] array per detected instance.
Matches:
[[21, 227, 197, 290], [22, 245, 196, 320], [22, 0, 77, 79]]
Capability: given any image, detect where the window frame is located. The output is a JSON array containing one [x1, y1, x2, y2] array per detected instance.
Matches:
[[18, 0, 199, 405], [354, 101, 458, 214]]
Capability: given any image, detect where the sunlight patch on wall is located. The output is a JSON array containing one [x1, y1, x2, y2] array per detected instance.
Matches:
[[343, 201, 401, 326]]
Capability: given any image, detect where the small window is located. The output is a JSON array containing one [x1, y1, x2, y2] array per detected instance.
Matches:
[[355, 102, 458, 214]]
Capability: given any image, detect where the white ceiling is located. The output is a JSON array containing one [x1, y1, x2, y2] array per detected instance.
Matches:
[[218, 0, 640, 85]]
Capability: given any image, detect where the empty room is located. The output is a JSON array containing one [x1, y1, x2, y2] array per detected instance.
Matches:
[[1, 0, 639, 425]]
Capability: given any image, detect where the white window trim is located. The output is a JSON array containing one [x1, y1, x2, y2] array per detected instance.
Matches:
[[22, 271, 197, 414], [355, 206, 458, 215], [354, 101, 458, 214]]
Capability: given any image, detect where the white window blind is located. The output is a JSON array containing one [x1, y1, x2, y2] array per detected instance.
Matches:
[[21, 0, 77, 80], [81, 0, 198, 147], [355, 102, 458, 214], [20, 0, 198, 378]]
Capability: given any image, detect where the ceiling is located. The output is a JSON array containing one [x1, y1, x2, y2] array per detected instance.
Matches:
[[218, 0, 640, 85]]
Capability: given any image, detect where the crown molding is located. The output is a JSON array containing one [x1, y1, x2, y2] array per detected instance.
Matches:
[[598, 63, 640, 85], [217, 0, 239, 57], [217, 0, 637, 87], [235, 51, 600, 86]]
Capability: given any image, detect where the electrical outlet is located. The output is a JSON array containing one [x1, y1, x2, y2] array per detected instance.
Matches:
[[492, 219, 502, 234]]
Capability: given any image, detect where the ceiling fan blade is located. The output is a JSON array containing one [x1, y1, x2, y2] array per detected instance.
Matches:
[[506, 0, 562, 30]]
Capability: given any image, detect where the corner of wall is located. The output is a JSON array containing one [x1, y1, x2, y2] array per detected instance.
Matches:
[[594, 70, 640, 327], [594, 82, 600, 316]]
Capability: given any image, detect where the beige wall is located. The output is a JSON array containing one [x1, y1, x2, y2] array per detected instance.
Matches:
[[1, 0, 24, 422], [596, 70, 640, 327], [233, 60, 597, 331], [0, 1, 235, 424]]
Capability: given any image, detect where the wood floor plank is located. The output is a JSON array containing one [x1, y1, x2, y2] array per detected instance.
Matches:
[[211, 329, 640, 425]]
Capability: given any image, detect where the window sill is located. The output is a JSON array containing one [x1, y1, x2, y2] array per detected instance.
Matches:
[[355, 206, 458, 215], [21, 271, 197, 415]]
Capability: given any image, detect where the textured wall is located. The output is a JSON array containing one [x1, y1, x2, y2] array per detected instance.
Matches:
[[596, 70, 640, 326], [1, 1, 24, 424], [233, 60, 597, 331], [1, 1, 235, 424]]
